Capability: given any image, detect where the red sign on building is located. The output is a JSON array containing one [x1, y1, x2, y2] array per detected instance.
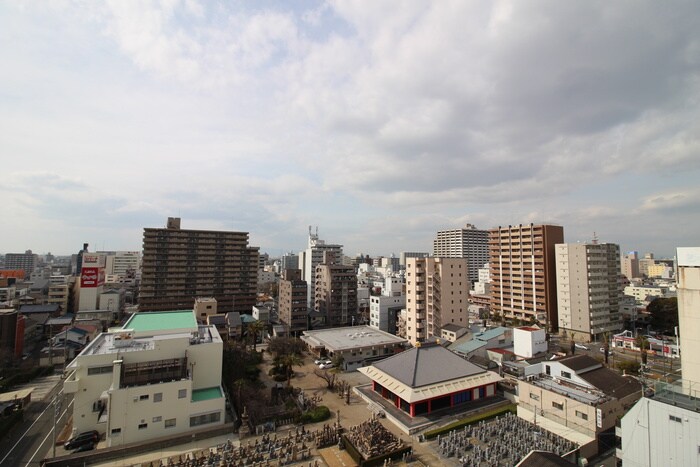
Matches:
[[81, 267, 103, 287]]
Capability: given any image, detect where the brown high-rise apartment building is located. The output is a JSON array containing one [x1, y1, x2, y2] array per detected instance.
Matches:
[[314, 253, 357, 327], [139, 218, 259, 314], [489, 224, 564, 331], [405, 257, 470, 345], [278, 269, 308, 335]]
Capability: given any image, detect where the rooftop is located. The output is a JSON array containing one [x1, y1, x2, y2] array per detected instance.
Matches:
[[301, 325, 406, 351], [373, 343, 485, 388], [191, 386, 223, 402], [123, 310, 197, 333], [79, 325, 220, 356]]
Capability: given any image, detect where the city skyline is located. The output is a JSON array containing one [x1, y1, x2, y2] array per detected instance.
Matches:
[[1, 2, 699, 258]]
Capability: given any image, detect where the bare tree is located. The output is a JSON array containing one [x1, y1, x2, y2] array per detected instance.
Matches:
[[314, 368, 336, 389]]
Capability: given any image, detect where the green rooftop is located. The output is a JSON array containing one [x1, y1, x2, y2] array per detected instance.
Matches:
[[192, 386, 223, 402], [123, 310, 197, 332]]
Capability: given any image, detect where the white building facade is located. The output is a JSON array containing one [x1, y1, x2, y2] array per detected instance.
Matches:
[[556, 242, 623, 342], [63, 310, 226, 447], [298, 228, 343, 306]]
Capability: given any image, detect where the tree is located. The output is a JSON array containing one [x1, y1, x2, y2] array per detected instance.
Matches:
[[281, 354, 304, 386], [268, 336, 305, 359], [617, 360, 641, 375], [314, 368, 336, 389], [602, 331, 610, 365], [647, 297, 678, 333], [246, 320, 266, 351], [635, 335, 649, 365]]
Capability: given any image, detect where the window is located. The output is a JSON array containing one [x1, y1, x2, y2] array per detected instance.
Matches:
[[154, 392, 162, 402], [111, 428, 121, 435], [561, 371, 572, 379], [139, 394, 149, 401], [178, 389, 187, 399], [138, 423, 148, 429], [88, 365, 113, 376], [530, 393, 540, 401], [190, 411, 221, 427], [670, 415, 682, 423], [152, 416, 162, 422], [552, 401, 564, 410], [575, 410, 588, 420], [165, 418, 176, 428]]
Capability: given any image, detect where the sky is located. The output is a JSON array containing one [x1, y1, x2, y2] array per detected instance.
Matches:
[[1, 1, 699, 259]]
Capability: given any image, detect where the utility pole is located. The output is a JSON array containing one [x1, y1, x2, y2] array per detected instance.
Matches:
[[52, 393, 61, 458]]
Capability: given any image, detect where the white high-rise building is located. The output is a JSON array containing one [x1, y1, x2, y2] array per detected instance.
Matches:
[[298, 227, 343, 306], [555, 242, 623, 342], [433, 224, 489, 284]]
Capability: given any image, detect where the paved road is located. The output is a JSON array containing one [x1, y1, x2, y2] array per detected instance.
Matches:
[[0, 381, 72, 467]]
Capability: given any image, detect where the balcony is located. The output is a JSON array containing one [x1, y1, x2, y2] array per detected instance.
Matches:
[[64, 370, 80, 394]]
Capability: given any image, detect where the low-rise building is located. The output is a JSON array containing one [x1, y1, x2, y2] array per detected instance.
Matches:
[[518, 355, 641, 458], [63, 310, 226, 447], [300, 325, 407, 371], [358, 343, 502, 421], [513, 326, 547, 358]]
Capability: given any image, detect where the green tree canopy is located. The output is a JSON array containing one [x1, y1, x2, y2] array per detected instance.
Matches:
[[647, 297, 678, 333]]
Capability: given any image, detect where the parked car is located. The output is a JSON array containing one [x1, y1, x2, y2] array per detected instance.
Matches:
[[72, 441, 96, 453], [64, 431, 99, 450], [319, 363, 335, 370], [313, 358, 324, 365], [574, 343, 589, 350]]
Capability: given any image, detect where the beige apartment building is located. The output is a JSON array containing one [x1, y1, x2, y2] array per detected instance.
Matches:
[[278, 269, 308, 335], [556, 242, 623, 342], [405, 257, 470, 345], [139, 217, 258, 314]]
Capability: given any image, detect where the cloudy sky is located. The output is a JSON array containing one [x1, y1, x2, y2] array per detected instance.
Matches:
[[1, 1, 699, 258]]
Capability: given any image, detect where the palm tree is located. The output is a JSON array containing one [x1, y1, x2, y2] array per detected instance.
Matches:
[[281, 354, 303, 386], [603, 331, 610, 365], [635, 335, 649, 365], [246, 320, 266, 351]]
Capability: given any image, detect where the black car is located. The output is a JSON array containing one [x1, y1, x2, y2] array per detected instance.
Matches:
[[64, 431, 99, 450], [72, 441, 96, 453]]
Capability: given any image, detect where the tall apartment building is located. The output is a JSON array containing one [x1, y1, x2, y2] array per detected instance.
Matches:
[[4, 250, 38, 275], [405, 257, 470, 345], [279, 252, 299, 272], [278, 269, 308, 335], [433, 224, 489, 284], [556, 242, 623, 342], [314, 253, 358, 327], [139, 218, 259, 314], [620, 251, 640, 280], [489, 224, 564, 331], [299, 227, 343, 306]]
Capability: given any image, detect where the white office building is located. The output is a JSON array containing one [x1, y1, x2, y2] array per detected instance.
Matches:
[[63, 310, 226, 447]]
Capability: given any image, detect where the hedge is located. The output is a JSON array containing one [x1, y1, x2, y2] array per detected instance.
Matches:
[[300, 405, 330, 424], [423, 404, 516, 440]]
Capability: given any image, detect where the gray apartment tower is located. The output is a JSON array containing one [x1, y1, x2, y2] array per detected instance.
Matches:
[[433, 224, 489, 285]]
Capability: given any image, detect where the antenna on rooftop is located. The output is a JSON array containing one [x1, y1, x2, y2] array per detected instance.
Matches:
[[592, 232, 599, 244]]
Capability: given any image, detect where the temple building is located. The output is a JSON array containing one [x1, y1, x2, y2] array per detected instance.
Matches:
[[358, 342, 502, 418]]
